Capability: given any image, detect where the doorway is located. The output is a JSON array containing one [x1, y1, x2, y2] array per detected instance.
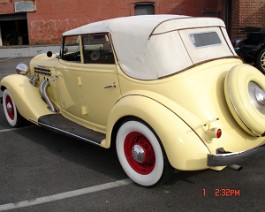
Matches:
[[0, 13, 29, 46]]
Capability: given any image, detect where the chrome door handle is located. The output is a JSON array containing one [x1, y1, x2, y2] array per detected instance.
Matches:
[[104, 82, 116, 89]]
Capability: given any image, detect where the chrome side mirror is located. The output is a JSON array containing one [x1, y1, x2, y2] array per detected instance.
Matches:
[[16, 63, 29, 75]]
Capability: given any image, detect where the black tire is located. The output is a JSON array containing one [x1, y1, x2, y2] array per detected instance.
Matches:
[[256, 47, 265, 74]]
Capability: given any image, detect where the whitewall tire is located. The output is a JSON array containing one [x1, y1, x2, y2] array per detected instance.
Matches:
[[2, 89, 24, 127], [116, 120, 169, 187]]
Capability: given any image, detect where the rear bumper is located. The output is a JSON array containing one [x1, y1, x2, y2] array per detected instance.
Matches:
[[207, 144, 265, 166]]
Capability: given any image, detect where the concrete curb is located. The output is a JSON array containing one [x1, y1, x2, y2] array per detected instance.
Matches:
[[0, 45, 60, 58]]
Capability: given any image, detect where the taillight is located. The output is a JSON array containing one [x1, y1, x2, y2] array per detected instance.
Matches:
[[216, 128, 222, 138], [206, 128, 222, 139]]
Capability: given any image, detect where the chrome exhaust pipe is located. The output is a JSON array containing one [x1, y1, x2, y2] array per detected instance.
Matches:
[[30, 75, 39, 86], [39, 79, 57, 112]]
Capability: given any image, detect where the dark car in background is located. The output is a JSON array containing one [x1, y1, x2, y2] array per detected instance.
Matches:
[[233, 27, 265, 74]]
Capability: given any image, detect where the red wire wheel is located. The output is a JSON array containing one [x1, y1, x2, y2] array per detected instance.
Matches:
[[5, 94, 15, 121], [124, 132, 156, 175]]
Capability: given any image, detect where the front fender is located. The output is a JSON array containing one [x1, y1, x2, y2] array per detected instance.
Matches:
[[104, 94, 210, 171], [1, 74, 54, 123]]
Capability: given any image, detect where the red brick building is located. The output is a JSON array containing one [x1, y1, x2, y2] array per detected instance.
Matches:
[[0, 0, 264, 46], [231, 0, 265, 38]]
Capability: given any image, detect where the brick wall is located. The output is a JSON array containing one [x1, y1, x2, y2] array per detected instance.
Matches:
[[239, 0, 265, 27], [1, 0, 221, 45], [27, 0, 220, 44], [27, 0, 132, 44], [231, 0, 265, 39], [25, 0, 265, 43], [0, 0, 14, 14], [160, 0, 221, 16]]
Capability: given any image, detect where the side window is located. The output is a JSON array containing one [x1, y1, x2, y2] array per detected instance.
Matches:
[[61, 35, 81, 62], [82, 34, 115, 64]]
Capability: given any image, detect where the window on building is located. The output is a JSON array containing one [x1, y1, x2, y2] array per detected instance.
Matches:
[[82, 34, 114, 64], [62, 35, 81, 62], [134, 2, 155, 15]]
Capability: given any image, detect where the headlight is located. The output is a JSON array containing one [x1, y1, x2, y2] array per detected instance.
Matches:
[[16, 63, 29, 75]]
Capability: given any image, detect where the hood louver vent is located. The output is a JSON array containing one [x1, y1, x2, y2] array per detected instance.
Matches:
[[34, 67, 51, 76]]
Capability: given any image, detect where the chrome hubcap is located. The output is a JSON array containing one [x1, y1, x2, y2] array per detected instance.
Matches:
[[248, 81, 265, 115], [6, 102, 13, 113], [124, 132, 156, 175], [131, 144, 145, 163], [255, 86, 265, 105]]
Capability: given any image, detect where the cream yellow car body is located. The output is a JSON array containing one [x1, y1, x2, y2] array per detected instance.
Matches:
[[2, 55, 265, 171], [1, 74, 54, 121], [1, 15, 265, 187]]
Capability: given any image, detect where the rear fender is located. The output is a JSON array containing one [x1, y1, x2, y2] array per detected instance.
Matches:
[[1, 74, 54, 123], [104, 94, 210, 171]]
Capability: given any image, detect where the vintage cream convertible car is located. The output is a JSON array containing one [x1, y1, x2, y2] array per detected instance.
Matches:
[[1, 15, 265, 187]]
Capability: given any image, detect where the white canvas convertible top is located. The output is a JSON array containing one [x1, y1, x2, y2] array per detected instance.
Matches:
[[63, 15, 234, 80]]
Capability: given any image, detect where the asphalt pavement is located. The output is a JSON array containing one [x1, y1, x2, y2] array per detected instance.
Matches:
[[0, 58, 264, 212]]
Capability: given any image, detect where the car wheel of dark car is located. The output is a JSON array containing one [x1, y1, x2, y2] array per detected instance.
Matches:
[[116, 120, 173, 187], [256, 47, 265, 74], [2, 89, 24, 127]]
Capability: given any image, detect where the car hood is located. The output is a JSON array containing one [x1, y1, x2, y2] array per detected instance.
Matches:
[[29, 53, 58, 72]]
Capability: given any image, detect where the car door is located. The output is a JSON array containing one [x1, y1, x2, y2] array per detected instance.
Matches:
[[80, 34, 121, 128], [55, 33, 121, 130], [55, 35, 85, 120]]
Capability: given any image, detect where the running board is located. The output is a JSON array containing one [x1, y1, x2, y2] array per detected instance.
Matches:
[[38, 114, 105, 146]]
